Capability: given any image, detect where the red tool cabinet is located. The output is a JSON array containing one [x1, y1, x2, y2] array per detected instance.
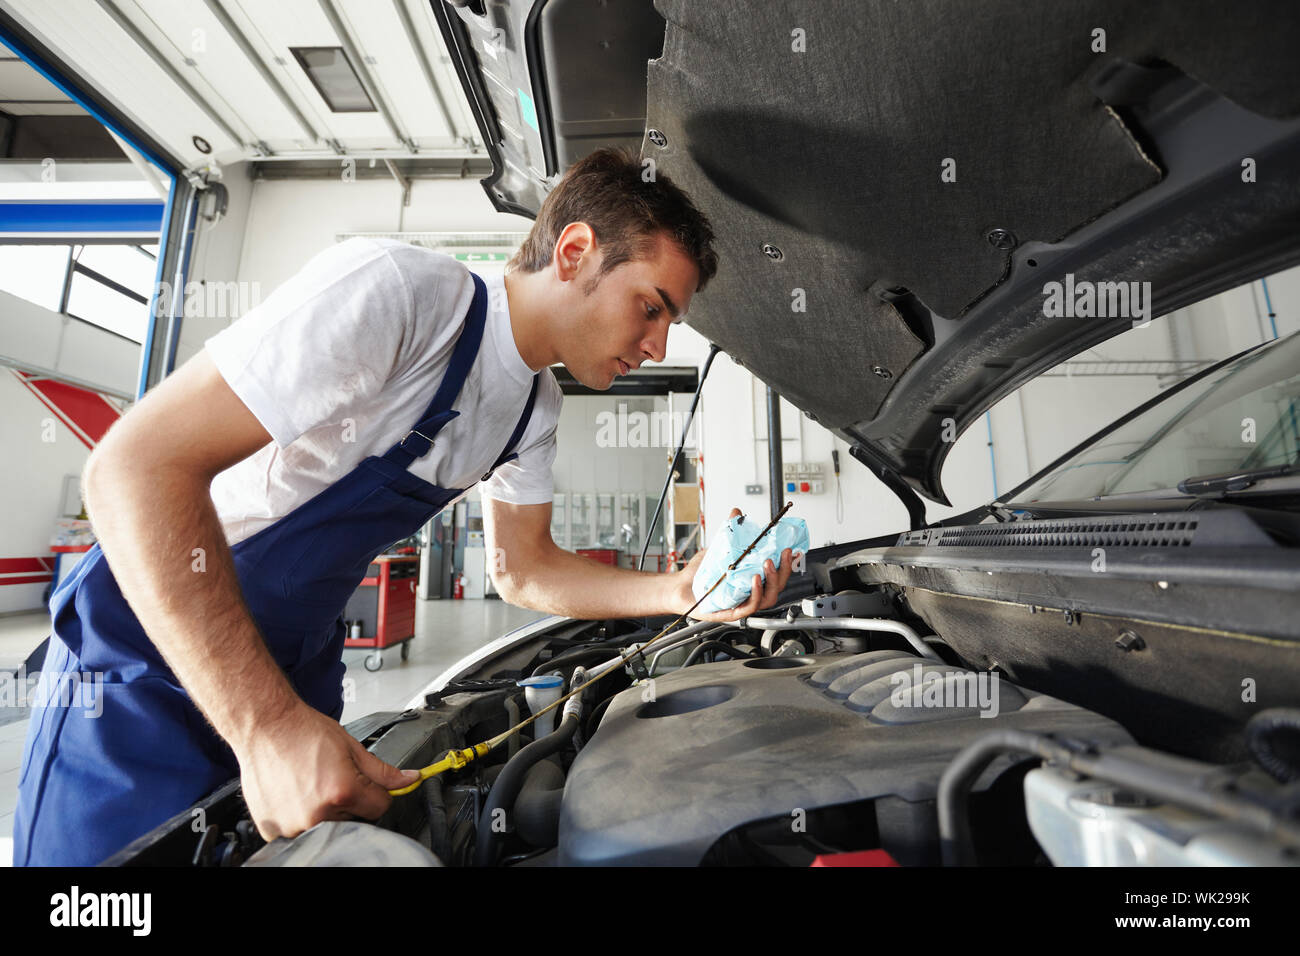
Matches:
[[343, 555, 418, 671]]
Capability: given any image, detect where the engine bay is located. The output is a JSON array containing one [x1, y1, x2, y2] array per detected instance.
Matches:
[[107, 578, 1300, 868]]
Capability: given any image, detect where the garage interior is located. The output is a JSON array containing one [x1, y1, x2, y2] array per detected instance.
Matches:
[[0, 0, 1297, 869]]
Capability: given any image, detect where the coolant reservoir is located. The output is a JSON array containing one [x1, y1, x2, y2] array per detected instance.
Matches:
[[1024, 767, 1297, 866], [517, 674, 565, 739]]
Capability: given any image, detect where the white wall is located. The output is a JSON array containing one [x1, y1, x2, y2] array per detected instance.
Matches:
[[552, 394, 675, 496], [0, 290, 138, 398], [697, 351, 911, 548], [0, 371, 101, 613], [173, 173, 533, 368], [236, 175, 530, 296]]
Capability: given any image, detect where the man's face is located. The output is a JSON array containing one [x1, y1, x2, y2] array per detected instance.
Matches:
[[562, 232, 700, 390]]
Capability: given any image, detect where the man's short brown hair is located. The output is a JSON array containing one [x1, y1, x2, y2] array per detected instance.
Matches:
[[507, 147, 717, 292]]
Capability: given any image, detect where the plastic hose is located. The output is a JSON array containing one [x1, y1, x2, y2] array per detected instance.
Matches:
[[681, 640, 756, 667], [1246, 708, 1300, 783], [513, 760, 566, 848], [474, 713, 579, 867]]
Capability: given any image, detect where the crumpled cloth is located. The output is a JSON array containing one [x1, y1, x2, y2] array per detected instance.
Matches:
[[691, 514, 809, 614]]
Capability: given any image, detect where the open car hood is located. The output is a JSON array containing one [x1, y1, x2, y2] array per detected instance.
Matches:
[[435, 0, 1300, 504]]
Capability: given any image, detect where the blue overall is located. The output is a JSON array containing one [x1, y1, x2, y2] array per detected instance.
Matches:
[[13, 274, 539, 866]]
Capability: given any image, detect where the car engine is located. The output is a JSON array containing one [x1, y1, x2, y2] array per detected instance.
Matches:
[[107, 587, 1300, 868], [559, 647, 1130, 865]]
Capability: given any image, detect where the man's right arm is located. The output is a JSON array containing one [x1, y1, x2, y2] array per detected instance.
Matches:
[[84, 350, 416, 840]]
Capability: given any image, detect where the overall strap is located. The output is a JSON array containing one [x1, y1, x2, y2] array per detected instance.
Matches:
[[482, 372, 541, 481], [384, 273, 489, 467]]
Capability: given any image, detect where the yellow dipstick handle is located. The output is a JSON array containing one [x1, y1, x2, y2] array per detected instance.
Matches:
[[389, 742, 491, 796]]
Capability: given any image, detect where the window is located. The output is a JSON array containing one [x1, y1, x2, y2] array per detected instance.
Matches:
[[65, 244, 154, 342], [0, 245, 70, 311], [0, 242, 155, 342]]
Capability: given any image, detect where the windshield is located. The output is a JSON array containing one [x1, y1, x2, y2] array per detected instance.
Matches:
[[1014, 332, 1300, 503]]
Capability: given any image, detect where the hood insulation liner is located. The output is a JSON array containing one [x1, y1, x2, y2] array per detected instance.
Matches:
[[644, 0, 1300, 433]]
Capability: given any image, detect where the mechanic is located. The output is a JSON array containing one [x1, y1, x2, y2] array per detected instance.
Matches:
[[13, 147, 796, 866]]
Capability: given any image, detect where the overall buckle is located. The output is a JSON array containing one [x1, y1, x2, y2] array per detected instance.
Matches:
[[399, 428, 434, 452]]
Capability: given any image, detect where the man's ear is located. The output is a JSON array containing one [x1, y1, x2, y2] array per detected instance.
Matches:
[[553, 222, 596, 283]]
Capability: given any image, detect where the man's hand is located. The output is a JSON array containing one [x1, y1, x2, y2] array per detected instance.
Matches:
[[236, 702, 420, 842], [667, 508, 800, 622], [482, 499, 800, 621]]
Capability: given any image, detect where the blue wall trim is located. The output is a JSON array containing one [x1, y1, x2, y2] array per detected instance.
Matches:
[[1261, 278, 1279, 340], [138, 182, 178, 400], [0, 200, 165, 234], [163, 193, 199, 376]]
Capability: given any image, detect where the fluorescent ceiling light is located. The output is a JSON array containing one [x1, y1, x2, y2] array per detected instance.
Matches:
[[290, 47, 376, 113]]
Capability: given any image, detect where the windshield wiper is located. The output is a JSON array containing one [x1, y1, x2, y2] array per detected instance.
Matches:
[[1177, 463, 1299, 495], [983, 502, 1014, 523]]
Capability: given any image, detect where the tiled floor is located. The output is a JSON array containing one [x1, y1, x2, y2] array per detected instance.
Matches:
[[0, 597, 544, 867]]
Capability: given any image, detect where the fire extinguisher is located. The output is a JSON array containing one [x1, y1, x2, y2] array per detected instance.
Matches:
[[452, 573, 464, 600]]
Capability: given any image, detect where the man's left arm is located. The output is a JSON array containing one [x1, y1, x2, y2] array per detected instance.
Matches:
[[483, 498, 795, 622]]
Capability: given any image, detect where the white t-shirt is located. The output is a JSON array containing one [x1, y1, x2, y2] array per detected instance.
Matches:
[[203, 237, 563, 547]]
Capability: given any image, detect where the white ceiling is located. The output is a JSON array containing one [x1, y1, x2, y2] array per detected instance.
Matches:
[[0, 0, 483, 168], [0, 52, 81, 114]]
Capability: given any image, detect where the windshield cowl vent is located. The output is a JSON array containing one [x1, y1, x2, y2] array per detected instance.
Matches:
[[890, 509, 1280, 550], [899, 516, 1199, 549]]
